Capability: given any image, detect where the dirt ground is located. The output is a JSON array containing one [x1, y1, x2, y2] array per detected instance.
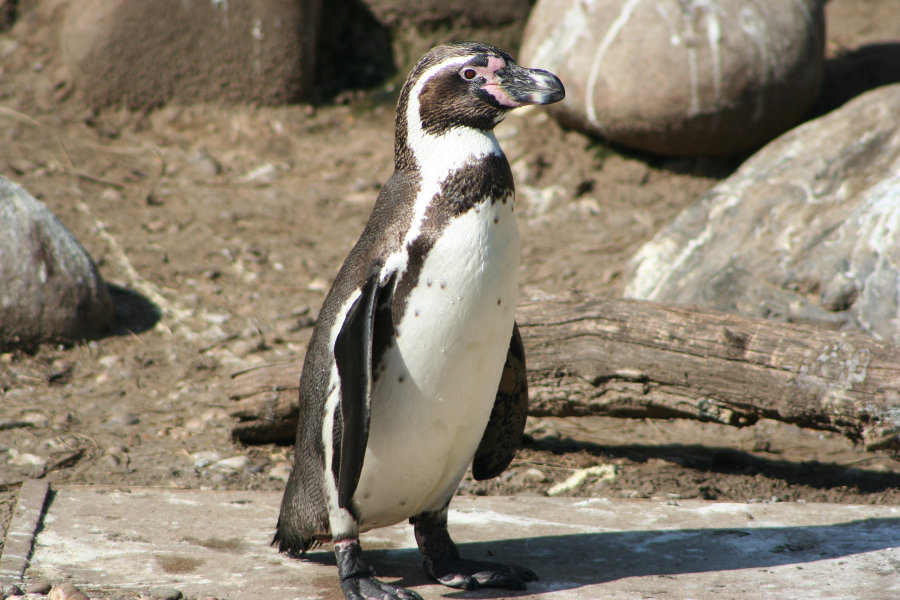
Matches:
[[3, 0, 900, 572]]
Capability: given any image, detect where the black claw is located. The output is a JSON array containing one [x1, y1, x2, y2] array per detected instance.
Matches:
[[336, 538, 422, 600], [341, 576, 423, 600], [434, 557, 536, 590]]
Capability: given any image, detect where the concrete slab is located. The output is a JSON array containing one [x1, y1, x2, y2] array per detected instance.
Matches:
[[2, 484, 899, 599]]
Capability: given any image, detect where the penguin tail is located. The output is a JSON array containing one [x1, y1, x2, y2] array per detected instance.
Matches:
[[272, 521, 319, 556]]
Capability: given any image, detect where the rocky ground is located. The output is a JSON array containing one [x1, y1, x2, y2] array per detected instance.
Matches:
[[2, 1, 900, 597]]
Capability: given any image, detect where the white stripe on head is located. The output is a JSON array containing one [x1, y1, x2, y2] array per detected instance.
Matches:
[[402, 56, 505, 249]]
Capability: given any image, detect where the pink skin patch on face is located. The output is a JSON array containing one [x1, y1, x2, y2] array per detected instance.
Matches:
[[465, 56, 523, 108]]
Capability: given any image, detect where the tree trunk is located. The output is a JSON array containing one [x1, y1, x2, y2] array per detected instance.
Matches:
[[228, 295, 900, 454]]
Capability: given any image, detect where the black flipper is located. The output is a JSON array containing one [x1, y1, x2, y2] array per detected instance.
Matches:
[[472, 322, 528, 481], [333, 269, 397, 508]]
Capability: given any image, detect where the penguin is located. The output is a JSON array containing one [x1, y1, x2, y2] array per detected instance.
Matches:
[[274, 42, 564, 600]]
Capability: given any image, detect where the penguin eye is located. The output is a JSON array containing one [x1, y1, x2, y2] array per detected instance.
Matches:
[[460, 67, 478, 81]]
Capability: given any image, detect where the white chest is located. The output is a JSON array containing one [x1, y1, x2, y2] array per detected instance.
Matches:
[[353, 194, 519, 529]]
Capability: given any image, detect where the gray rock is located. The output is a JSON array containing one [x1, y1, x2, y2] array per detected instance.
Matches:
[[523, 467, 548, 484], [47, 582, 88, 600], [149, 587, 182, 600], [267, 462, 292, 482], [8, 451, 47, 468], [190, 451, 222, 469], [61, 0, 321, 109], [625, 84, 900, 344], [25, 581, 52, 595], [520, 0, 825, 156], [212, 455, 252, 473], [0, 176, 114, 350]]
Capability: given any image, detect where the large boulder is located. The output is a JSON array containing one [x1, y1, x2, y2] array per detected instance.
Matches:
[[1, 177, 114, 350], [362, 0, 532, 27], [61, 0, 321, 110], [624, 84, 900, 344], [519, 0, 825, 156]]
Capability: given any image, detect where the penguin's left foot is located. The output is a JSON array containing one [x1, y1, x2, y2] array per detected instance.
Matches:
[[335, 538, 423, 600], [425, 555, 538, 590], [411, 508, 537, 591]]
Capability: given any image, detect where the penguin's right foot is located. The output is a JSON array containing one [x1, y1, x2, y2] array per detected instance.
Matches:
[[335, 538, 423, 600]]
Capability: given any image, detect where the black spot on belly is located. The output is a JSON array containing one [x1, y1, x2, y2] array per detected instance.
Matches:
[[398, 375, 405, 384], [493, 216, 499, 224], [393, 154, 514, 323]]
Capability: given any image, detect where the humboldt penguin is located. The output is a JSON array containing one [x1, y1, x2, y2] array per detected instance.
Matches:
[[275, 41, 564, 600]]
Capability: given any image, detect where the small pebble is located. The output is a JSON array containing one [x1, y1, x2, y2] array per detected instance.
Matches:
[[190, 451, 222, 468], [20, 411, 49, 428], [8, 157, 39, 174], [149, 587, 182, 600], [268, 462, 291, 482], [204, 312, 231, 325], [2, 583, 23, 597], [107, 412, 140, 426], [100, 188, 122, 202], [183, 417, 208, 433], [523, 467, 548, 484], [212, 455, 251, 472], [47, 582, 89, 600], [306, 277, 328, 292], [97, 355, 121, 369], [185, 149, 222, 177], [9, 451, 47, 468], [26, 581, 52, 594]]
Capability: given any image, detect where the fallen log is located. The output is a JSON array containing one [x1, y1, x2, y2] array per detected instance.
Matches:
[[228, 295, 900, 455]]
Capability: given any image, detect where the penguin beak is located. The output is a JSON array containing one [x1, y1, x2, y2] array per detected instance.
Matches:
[[486, 62, 565, 108]]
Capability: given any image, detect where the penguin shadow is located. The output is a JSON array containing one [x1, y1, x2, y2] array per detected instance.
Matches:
[[325, 517, 900, 597]]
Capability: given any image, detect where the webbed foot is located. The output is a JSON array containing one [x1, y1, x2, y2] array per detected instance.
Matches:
[[340, 575, 423, 600], [336, 538, 422, 600], [425, 555, 537, 590], [411, 506, 537, 591]]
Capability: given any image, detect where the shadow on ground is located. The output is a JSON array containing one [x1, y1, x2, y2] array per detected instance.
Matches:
[[524, 436, 900, 495], [106, 283, 161, 338], [295, 517, 900, 596]]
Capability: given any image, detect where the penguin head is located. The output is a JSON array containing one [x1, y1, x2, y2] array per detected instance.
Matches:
[[397, 42, 565, 140]]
